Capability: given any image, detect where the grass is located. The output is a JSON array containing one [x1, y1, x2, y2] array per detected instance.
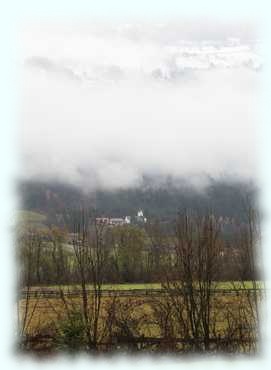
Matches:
[[27, 283, 162, 292], [17, 210, 47, 223], [19, 290, 260, 339], [17, 210, 49, 233], [26, 281, 263, 292]]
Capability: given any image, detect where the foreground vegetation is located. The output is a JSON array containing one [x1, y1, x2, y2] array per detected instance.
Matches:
[[17, 200, 262, 355], [19, 289, 262, 354]]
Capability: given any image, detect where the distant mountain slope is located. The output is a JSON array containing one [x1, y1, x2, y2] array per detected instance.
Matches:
[[18, 177, 257, 225]]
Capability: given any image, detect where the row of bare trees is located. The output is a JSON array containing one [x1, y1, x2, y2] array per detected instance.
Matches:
[[17, 202, 262, 354], [150, 206, 261, 353]]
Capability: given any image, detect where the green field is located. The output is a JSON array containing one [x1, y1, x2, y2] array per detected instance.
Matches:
[[17, 210, 49, 232], [26, 281, 263, 292]]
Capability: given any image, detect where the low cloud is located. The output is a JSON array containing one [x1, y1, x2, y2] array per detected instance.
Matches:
[[20, 22, 260, 190]]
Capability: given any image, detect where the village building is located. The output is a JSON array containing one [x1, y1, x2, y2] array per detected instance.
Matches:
[[95, 215, 132, 226], [136, 209, 147, 223]]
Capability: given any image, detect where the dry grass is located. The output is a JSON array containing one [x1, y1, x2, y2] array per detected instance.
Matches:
[[19, 290, 260, 339]]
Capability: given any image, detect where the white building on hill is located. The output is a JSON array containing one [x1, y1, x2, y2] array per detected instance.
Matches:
[[136, 209, 147, 223], [95, 216, 131, 226]]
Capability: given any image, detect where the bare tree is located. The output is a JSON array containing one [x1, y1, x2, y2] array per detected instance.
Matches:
[[226, 196, 262, 352], [17, 227, 42, 347], [69, 208, 110, 350], [152, 211, 222, 352]]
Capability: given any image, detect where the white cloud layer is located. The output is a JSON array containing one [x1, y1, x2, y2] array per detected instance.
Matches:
[[20, 22, 260, 190]]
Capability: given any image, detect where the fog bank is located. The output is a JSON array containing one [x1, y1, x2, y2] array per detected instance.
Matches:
[[20, 22, 260, 190]]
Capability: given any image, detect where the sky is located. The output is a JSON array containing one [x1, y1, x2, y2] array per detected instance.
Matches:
[[20, 21, 261, 190]]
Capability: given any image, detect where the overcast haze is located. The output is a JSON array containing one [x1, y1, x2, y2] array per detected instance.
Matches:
[[20, 21, 261, 190]]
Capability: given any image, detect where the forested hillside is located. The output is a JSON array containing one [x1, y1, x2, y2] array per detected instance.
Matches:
[[18, 177, 256, 225]]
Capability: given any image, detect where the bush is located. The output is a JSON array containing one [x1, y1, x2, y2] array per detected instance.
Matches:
[[55, 310, 87, 352]]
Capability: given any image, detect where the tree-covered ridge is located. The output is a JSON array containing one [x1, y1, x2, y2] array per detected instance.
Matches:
[[19, 177, 257, 225]]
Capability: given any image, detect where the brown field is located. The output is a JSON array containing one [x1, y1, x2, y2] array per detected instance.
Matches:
[[19, 290, 260, 340]]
